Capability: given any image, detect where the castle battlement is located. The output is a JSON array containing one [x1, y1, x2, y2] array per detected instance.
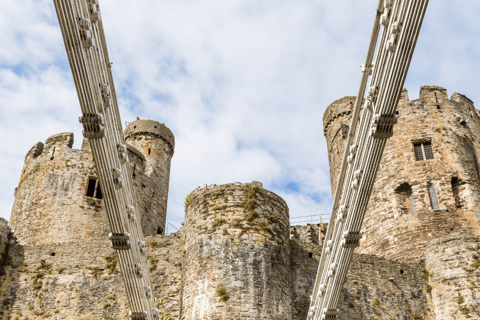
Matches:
[[10, 118, 175, 245], [124, 119, 175, 153], [324, 85, 480, 263]]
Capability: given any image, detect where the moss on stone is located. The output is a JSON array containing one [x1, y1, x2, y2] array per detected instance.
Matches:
[[215, 284, 230, 303], [104, 254, 118, 275]]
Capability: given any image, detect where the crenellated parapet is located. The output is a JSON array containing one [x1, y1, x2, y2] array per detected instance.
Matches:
[[324, 86, 480, 263], [10, 118, 175, 245]]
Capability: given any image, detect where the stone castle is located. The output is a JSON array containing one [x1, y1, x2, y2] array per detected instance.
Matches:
[[0, 86, 479, 319]]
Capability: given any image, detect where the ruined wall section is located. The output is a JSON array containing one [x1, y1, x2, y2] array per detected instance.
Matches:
[[289, 223, 327, 246], [290, 224, 431, 320], [181, 182, 291, 320], [9, 133, 110, 246], [325, 86, 480, 263], [124, 119, 175, 236], [0, 232, 183, 320], [425, 235, 480, 320]]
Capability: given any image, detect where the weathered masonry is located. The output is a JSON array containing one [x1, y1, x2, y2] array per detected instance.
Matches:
[[9, 119, 175, 246], [325, 86, 480, 263]]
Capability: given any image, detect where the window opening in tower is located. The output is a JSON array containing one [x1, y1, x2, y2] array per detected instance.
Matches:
[[451, 177, 462, 208], [50, 147, 56, 160], [409, 192, 416, 214], [428, 185, 439, 210], [157, 227, 163, 235], [86, 178, 103, 199], [148, 148, 151, 155], [414, 142, 434, 161]]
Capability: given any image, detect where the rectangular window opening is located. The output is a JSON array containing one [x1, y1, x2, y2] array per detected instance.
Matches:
[[428, 185, 439, 210], [95, 183, 103, 200], [86, 179, 96, 197], [414, 142, 434, 161], [451, 177, 461, 208], [409, 192, 416, 214]]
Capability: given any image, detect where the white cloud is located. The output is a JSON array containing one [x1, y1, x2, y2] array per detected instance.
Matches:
[[0, 0, 478, 229]]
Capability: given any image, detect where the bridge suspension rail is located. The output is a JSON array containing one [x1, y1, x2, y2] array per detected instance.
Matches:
[[307, 0, 429, 319], [53, 0, 158, 319]]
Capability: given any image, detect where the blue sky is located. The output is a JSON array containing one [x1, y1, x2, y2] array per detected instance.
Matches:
[[0, 0, 479, 230]]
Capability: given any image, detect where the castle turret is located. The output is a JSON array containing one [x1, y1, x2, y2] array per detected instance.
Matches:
[[9, 118, 174, 245], [324, 86, 480, 263], [181, 182, 291, 320], [9, 132, 110, 245], [124, 119, 175, 235]]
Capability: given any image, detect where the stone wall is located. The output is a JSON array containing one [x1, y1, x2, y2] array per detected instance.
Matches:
[[124, 119, 175, 236], [0, 232, 183, 320], [425, 235, 480, 319], [181, 182, 291, 320], [289, 223, 327, 246], [290, 224, 431, 320], [324, 86, 480, 263]]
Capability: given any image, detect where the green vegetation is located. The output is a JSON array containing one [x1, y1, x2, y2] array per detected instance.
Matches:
[[184, 193, 195, 212], [56, 267, 66, 274], [213, 204, 227, 211], [149, 256, 159, 271], [213, 218, 226, 227], [104, 254, 118, 274], [31, 272, 44, 291], [85, 266, 103, 278], [426, 285, 432, 294], [215, 284, 230, 302], [421, 268, 434, 279]]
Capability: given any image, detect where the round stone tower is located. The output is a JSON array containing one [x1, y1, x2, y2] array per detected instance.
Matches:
[[324, 86, 480, 263], [9, 119, 174, 245], [181, 181, 291, 320], [124, 119, 175, 236]]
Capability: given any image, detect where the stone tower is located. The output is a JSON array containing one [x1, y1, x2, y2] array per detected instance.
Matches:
[[324, 86, 480, 262], [9, 119, 174, 245], [124, 119, 175, 235], [181, 182, 291, 320]]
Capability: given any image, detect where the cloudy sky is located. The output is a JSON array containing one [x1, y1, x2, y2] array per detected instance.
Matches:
[[1, 0, 479, 231]]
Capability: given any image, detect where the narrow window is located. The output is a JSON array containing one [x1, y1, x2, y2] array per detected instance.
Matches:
[[86, 178, 103, 199], [451, 177, 461, 208], [148, 148, 151, 155], [308, 252, 313, 258], [409, 192, 416, 214], [414, 142, 434, 161], [86, 179, 96, 197], [95, 182, 103, 200], [50, 147, 56, 160], [340, 124, 349, 139], [132, 164, 137, 178], [428, 185, 439, 210]]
